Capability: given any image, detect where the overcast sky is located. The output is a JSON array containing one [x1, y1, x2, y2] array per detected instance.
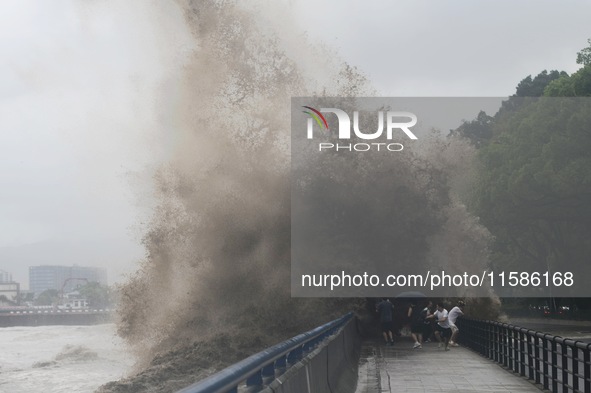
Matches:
[[1, 0, 590, 287]]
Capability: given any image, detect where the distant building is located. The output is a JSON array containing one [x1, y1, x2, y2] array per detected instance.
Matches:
[[0, 269, 12, 283], [29, 265, 107, 294], [0, 282, 20, 305], [60, 291, 89, 309], [0, 269, 20, 305]]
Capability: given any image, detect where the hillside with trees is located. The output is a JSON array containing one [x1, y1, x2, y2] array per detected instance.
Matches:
[[457, 40, 591, 310]]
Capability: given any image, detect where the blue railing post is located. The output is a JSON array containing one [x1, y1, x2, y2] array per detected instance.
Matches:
[[486, 321, 492, 360], [526, 330, 534, 381], [275, 355, 287, 370], [519, 329, 525, 376], [585, 344, 591, 393], [261, 362, 275, 381], [502, 325, 506, 366], [542, 336, 549, 390], [505, 325, 511, 369], [303, 339, 315, 353], [494, 323, 500, 364], [534, 334, 541, 385], [572, 342, 579, 393], [287, 346, 303, 365], [560, 342, 568, 392], [512, 328, 519, 373], [551, 339, 558, 392], [478, 320, 485, 355], [245, 369, 262, 387]]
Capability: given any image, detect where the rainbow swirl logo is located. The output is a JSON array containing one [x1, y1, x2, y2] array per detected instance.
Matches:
[[302, 106, 329, 130]]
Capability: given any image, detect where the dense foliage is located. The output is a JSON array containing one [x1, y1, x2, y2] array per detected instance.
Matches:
[[461, 40, 591, 299]]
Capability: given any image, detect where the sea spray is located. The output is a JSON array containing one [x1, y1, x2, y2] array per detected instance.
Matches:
[[114, 0, 367, 369], [101, 1, 498, 391]]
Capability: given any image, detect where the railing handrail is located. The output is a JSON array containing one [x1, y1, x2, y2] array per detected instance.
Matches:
[[176, 312, 354, 393], [476, 319, 591, 350], [457, 317, 591, 392]]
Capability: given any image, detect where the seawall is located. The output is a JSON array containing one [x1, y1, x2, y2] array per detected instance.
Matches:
[[261, 316, 362, 393], [0, 311, 113, 327]]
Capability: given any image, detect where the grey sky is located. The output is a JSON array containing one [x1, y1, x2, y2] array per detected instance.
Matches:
[[290, 0, 590, 96], [1, 0, 590, 288], [0, 0, 193, 287]]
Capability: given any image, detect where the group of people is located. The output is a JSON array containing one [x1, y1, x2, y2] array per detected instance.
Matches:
[[376, 298, 465, 351]]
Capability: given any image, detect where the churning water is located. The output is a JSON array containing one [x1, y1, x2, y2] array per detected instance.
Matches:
[[0, 324, 133, 393]]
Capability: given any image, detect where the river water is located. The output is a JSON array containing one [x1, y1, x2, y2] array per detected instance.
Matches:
[[0, 324, 134, 393]]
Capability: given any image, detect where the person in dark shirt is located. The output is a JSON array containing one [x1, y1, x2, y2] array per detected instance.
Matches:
[[408, 302, 427, 349], [422, 300, 434, 342], [376, 298, 395, 345]]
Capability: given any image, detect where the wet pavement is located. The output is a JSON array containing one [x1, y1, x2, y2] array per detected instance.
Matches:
[[355, 338, 542, 393]]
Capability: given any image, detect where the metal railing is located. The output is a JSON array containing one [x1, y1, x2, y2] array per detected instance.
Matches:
[[457, 318, 591, 393], [176, 312, 354, 393]]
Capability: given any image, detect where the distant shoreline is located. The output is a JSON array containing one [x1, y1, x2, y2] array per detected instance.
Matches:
[[0, 310, 113, 327]]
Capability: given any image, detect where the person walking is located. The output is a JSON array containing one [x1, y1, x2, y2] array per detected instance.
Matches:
[[448, 300, 465, 347], [408, 302, 427, 349], [430, 302, 452, 351], [376, 298, 395, 346], [422, 300, 434, 343]]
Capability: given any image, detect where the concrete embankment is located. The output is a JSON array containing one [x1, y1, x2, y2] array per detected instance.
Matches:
[[261, 316, 362, 393], [0, 311, 113, 327]]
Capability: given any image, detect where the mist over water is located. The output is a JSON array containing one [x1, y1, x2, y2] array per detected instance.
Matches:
[[105, 1, 497, 391], [0, 324, 132, 393]]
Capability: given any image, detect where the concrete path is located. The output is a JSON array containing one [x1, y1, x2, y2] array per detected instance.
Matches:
[[355, 339, 542, 393]]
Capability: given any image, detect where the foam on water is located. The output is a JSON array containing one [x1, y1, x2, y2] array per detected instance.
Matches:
[[0, 324, 133, 393]]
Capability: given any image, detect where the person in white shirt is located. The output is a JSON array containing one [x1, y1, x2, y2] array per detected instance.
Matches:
[[429, 302, 452, 351], [448, 300, 465, 347]]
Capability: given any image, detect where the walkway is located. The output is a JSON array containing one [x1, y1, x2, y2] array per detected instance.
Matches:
[[355, 338, 542, 393]]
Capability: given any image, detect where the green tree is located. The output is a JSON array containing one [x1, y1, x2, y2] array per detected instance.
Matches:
[[13, 292, 34, 306], [545, 39, 591, 97], [543, 75, 575, 96], [515, 70, 567, 97], [545, 67, 591, 97], [451, 110, 494, 147], [35, 289, 60, 306], [0, 295, 13, 305], [77, 282, 112, 308], [576, 38, 591, 66], [471, 97, 591, 296], [463, 45, 591, 303], [453, 70, 568, 150]]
